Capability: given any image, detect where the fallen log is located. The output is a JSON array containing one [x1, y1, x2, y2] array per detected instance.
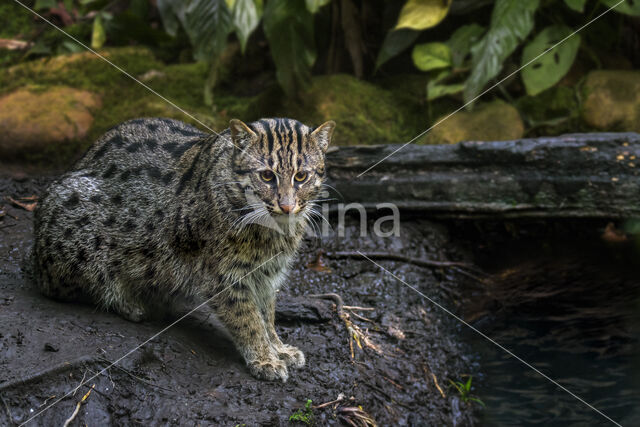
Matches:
[[325, 133, 640, 219]]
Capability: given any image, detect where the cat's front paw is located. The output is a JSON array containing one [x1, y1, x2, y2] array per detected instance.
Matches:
[[277, 344, 305, 369], [248, 357, 289, 382]]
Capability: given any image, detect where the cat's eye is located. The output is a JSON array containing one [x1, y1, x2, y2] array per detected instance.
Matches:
[[294, 171, 308, 183], [260, 170, 275, 182]]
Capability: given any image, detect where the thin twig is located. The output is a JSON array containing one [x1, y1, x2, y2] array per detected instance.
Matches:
[[309, 293, 382, 357], [72, 370, 87, 397], [343, 305, 374, 311], [62, 384, 94, 427], [313, 393, 345, 409]]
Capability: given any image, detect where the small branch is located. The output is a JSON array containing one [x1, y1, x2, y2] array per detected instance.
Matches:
[[313, 393, 345, 410], [62, 384, 94, 427], [309, 293, 382, 357], [343, 305, 374, 311]]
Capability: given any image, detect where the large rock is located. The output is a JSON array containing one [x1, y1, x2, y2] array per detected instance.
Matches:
[[0, 86, 101, 159], [424, 100, 524, 144], [582, 70, 640, 132], [248, 74, 424, 145]]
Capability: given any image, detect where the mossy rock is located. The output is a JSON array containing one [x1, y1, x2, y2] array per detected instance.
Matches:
[[582, 70, 640, 132], [423, 100, 524, 144], [0, 86, 101, 164], [0, 47, 233, 169], [246, 74, 424, 145]]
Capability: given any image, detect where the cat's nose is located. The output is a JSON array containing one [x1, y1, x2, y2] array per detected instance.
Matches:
[[279, 203, 294, 214]]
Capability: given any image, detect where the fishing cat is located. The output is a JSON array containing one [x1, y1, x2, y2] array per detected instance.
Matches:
[[32, 117, 335, 382]]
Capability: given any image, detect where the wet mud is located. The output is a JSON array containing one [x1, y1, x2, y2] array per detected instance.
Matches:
[[0, 175, 477, 426]]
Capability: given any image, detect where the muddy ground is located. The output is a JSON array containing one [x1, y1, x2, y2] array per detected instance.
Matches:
[[0, 175, 478, 426]]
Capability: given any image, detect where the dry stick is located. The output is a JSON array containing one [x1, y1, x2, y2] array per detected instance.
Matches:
[[309, 293, 382, 357], [313, 394, 345, 410], [62, 384, 94, 427]]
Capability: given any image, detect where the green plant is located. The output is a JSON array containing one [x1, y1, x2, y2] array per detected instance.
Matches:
[[449, 376, 485, 407], [379, 0, 640, 104], [289, 399, 314, 425]]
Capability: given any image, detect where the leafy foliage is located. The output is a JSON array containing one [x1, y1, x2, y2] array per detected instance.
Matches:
[[412, 42, 451, 72], [521, 25, 581, 96], [263, 0, 316, 97], [395, 0, 452, 30], [231, 0, 263, 53], [447, 24, 485, 69], [375, 28, 420, 71], [564, 0, 587, 13], [158, 0, 232, 62], [464, 0, 540, 103], [601, 0, 640, 16], [289, 399, 314, 425], [305, 0, 331, 14], [449, 376, 485, 407]]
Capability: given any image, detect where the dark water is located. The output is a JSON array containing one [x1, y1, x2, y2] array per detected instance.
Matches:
[[459, 222, 640, 426]]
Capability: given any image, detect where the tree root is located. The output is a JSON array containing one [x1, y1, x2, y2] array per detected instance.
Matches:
[[309, 293, 382, 358]]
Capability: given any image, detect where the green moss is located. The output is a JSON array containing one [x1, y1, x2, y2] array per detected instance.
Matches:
[[0, 2, 34, 39], [1, 47, 233, 169], [0, 2, 36, 67], [246, 74, 425, 145], [516, 86, 582, 136]]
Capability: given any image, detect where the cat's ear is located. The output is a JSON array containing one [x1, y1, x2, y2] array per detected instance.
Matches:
[[229, 119, 258, 146], [310, 120, 335, 152]]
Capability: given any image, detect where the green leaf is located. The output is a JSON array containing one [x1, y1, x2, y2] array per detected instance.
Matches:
[[305, 0, 330, 14], [91, 14, 107, 49], [34, 0, 56, 10], [521, 25, 580, 96], [232, 0, 262, 53], [464, 0, 539, 104], [412, 42, 451, 72], [157, 0, 180, 36], [158, 0, 233, 61], [263, 0, 316, 97], [601, 0, 640, 16], [564, 0, 587, 12], [375, 29, 420, 71], [395, 0, 452, 30], [427, 79, 464, 101], [447, 23, 485, 68]]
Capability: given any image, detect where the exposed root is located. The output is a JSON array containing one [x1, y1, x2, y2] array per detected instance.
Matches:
[[309, 293, 382, 358], [338, 405, 378, 427]]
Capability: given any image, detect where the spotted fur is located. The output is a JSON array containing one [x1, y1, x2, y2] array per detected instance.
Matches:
[[33, 117, 335, 382]]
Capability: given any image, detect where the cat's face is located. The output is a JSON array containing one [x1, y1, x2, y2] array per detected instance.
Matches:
[[230, 118, 334, 223]]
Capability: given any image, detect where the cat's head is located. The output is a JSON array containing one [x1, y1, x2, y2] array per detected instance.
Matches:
[[228, 118, 334, 226]]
